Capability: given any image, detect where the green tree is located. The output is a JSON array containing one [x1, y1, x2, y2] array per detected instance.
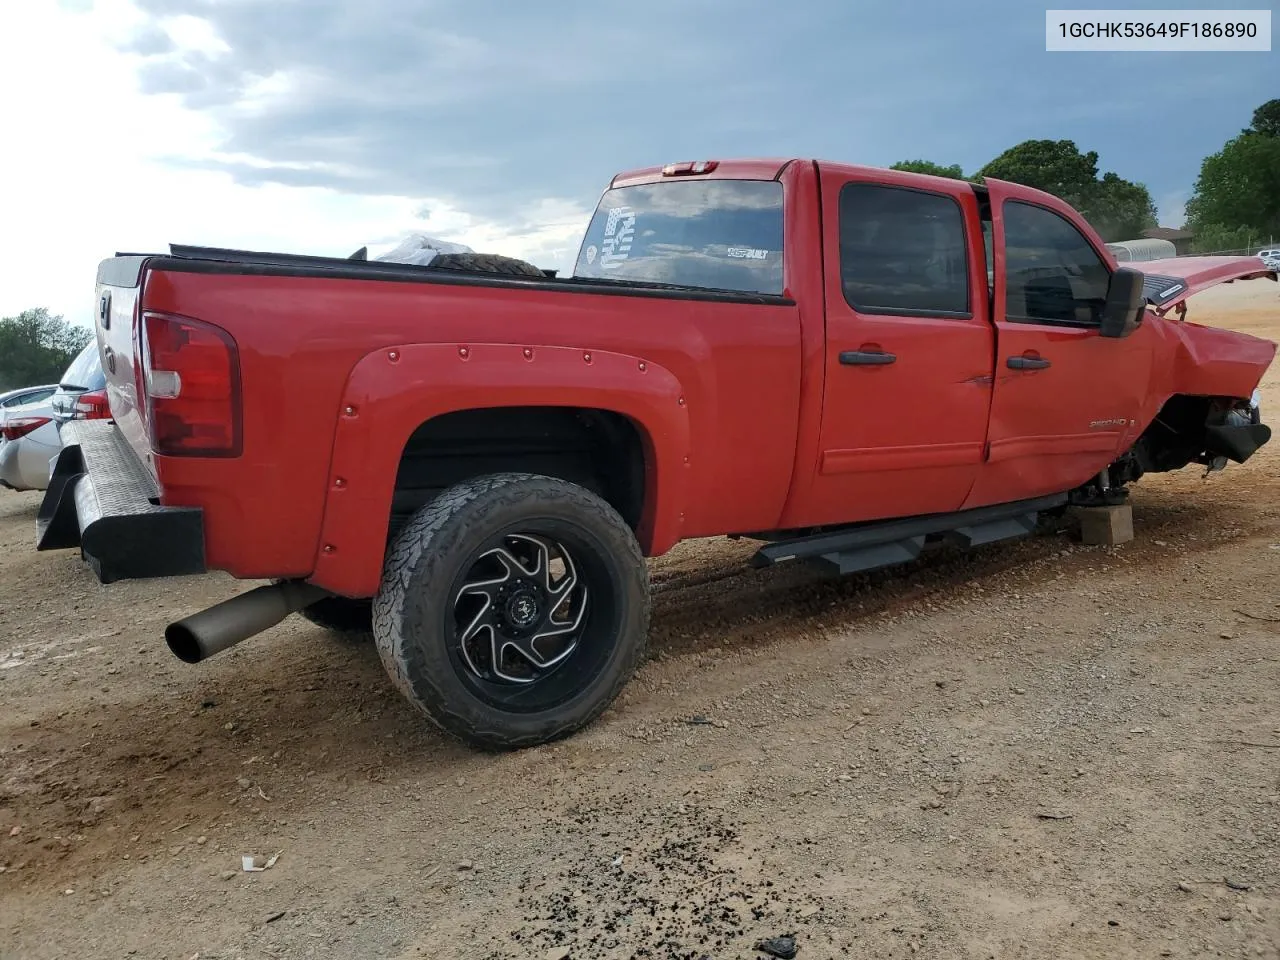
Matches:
[[889, 160, 967, 180], [975, 139, 1157, 241], [1245, 98, 1280, 137], [1190, 222, 1259, 254], [1086, 172, 1159, 242], [976, 139, 1100, 210], [1185, 132, 1280, 237], [0, 309, 93, 392]]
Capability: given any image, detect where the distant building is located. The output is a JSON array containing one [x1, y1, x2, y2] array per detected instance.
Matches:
[[1107, 238, 1177, 262], [1141, 227, 1195, 255]]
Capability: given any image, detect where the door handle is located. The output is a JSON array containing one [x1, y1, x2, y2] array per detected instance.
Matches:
[[1007, 355, 1050, 370], [840, 350, 897, 366]]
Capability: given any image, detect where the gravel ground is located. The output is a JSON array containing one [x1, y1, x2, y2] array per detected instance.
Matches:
[[2, 282, 1279, 960]]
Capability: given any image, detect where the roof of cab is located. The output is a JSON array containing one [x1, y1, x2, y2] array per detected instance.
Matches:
[[610, 158, 796, 187], [608, 157, 989, 196]]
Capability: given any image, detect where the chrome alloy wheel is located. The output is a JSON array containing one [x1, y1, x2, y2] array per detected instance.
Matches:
[[452, 534, 589, 685]]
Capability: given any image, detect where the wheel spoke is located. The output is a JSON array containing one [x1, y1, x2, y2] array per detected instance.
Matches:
[[454, 562, 509, 681], [498, 536, 547, 579], [493, 623, 577, 682], [533, 584, 588, 644]]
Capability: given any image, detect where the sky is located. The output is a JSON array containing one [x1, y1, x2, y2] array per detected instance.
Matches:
[[1, 0, 1274, 328]]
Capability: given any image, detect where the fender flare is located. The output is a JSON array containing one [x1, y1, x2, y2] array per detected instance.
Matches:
[[309, 342, 692, 596]]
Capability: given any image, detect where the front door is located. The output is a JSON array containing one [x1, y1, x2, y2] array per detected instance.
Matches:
[[800, 169, 996, 528], [963, 184, 1154, 508]]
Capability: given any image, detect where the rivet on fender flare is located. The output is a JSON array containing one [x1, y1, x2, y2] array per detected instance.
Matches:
[[334, 478, 347, 489], [458, 347, 470, 359], [583, 352, 592, 363], [344, 405, 357, 417], [523, 348, 534, 360], [678, 397, 686, 406], [388, 350, 400, 362], [323, 544, 336, 554], [638, 361, 647, 372]]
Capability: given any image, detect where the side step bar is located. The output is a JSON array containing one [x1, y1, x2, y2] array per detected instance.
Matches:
[[751, 494, 1068, 575]]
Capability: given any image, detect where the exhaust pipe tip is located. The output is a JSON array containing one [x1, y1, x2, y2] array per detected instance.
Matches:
[[165, 622, 206, 664], [164, 581, 333, 664]]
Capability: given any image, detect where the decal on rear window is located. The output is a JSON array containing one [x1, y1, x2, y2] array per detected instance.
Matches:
[[573, 180, 784, 295], [600, 206, 636, 270]]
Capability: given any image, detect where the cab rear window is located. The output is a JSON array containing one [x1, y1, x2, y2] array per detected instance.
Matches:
[[572, 180, 784, 295]]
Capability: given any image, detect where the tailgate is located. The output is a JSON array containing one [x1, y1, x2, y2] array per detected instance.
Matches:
[[94, 257, 154, 477], [1140, 255, 1278, 315]]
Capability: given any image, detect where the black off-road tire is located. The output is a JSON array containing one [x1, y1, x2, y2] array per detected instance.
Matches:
[[430, 252, 546, 278], [372, 473, 650, 751]]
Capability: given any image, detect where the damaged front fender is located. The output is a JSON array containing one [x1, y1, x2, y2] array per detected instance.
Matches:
[[1159, 319, 1277, 403]]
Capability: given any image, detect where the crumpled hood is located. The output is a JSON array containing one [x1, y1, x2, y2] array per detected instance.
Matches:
[[1139, 255, 1277, 315]]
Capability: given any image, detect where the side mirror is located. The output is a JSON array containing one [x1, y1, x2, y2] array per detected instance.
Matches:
[[1099, 267, 1146, 339]]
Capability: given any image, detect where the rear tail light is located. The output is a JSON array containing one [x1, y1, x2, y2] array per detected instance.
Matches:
[[0, 416, 51, 442], [71, 389, 111, 420], [141, 311, 242, 457]]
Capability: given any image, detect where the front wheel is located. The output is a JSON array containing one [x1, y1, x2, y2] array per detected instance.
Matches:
[[372, 473, 650, 750]]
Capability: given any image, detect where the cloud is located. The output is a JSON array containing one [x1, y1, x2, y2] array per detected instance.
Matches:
[[6, 0, 1277, 331], [110, 0, 1277, 229], [112, 0, 1002, 217], [0, 1, 589, 329], [137, 56, 210, 94], [119, 19, 174, 56]]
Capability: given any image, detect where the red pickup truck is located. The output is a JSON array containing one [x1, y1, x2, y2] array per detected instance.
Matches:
[[37, 158, 1276, 749]]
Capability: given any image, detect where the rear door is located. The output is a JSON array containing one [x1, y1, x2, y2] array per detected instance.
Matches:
[[963, 183, 1154, 508], [803, 169, 995, 527]]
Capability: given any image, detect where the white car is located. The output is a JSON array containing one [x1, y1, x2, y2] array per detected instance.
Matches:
[[1, 384, 57, 410], [0, 395, 61, 491], [0, 343, 112, 492]]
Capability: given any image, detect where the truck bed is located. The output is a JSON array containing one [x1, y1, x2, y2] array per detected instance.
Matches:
[[85, 243, 807, 590], [108, 244, 792, 306]]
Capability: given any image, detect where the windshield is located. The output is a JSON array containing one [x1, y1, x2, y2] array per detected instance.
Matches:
[[572, 179, 784, 295], [60, 342, 105, 391]]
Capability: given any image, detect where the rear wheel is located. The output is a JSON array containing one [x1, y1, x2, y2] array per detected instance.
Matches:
[[372, 473, 649, 750]]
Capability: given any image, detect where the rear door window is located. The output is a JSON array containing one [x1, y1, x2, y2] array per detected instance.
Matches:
[[573, 179, 784, 295], [838, 183, 971, 317]]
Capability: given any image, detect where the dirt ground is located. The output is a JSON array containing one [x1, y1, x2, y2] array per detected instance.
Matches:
[[3, 280, 1279, 960]]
